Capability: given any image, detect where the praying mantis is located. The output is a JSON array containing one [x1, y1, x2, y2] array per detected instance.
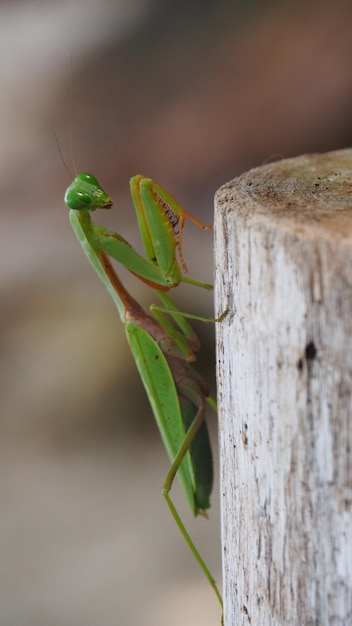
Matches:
[[64, 173, 223, 611]]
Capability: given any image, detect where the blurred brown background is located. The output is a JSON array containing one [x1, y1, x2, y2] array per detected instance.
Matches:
[[1, 1, 352, 625]]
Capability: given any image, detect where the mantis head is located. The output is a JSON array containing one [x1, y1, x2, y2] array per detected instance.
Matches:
[[65, 173, 113, 211]]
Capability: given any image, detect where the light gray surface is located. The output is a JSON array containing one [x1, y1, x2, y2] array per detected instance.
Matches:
[[215, 152, 352, 625]]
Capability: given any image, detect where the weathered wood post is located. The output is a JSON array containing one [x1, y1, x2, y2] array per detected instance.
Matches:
[[214, 149, 352, 626]]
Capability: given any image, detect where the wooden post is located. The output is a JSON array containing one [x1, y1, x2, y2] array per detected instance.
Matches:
[[214, 149, 352, 626]]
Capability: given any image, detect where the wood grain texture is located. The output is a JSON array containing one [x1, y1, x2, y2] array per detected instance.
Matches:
[[214, 149, 352, 625]]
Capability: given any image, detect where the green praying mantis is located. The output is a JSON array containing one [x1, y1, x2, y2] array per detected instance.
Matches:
[[64, 173, 223, 611]]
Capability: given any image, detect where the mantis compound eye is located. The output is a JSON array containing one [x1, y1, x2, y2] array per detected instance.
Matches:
[[64, 187, 92, 210]]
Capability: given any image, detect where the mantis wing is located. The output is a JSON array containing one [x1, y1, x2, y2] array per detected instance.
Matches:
[[125, 321, 200, 514]]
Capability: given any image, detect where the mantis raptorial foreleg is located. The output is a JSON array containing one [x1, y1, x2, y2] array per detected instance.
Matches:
[[65, 173, 213, 291]]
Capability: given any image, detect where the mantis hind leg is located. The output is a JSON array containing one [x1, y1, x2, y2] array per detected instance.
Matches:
[[163, 491, 223, 611], [162, 398, 223, 610]]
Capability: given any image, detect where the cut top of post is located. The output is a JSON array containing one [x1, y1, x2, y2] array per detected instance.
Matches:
[[216, 148, 352, 243]]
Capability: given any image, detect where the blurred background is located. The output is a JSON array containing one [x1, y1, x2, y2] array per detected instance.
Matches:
[[1, 1, 352, 625]]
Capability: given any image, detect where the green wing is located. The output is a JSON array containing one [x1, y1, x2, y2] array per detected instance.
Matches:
[[125, 321, 197, 514]]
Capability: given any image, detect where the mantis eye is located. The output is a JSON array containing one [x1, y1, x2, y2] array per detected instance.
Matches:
[[65, 187, 92, 210]]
